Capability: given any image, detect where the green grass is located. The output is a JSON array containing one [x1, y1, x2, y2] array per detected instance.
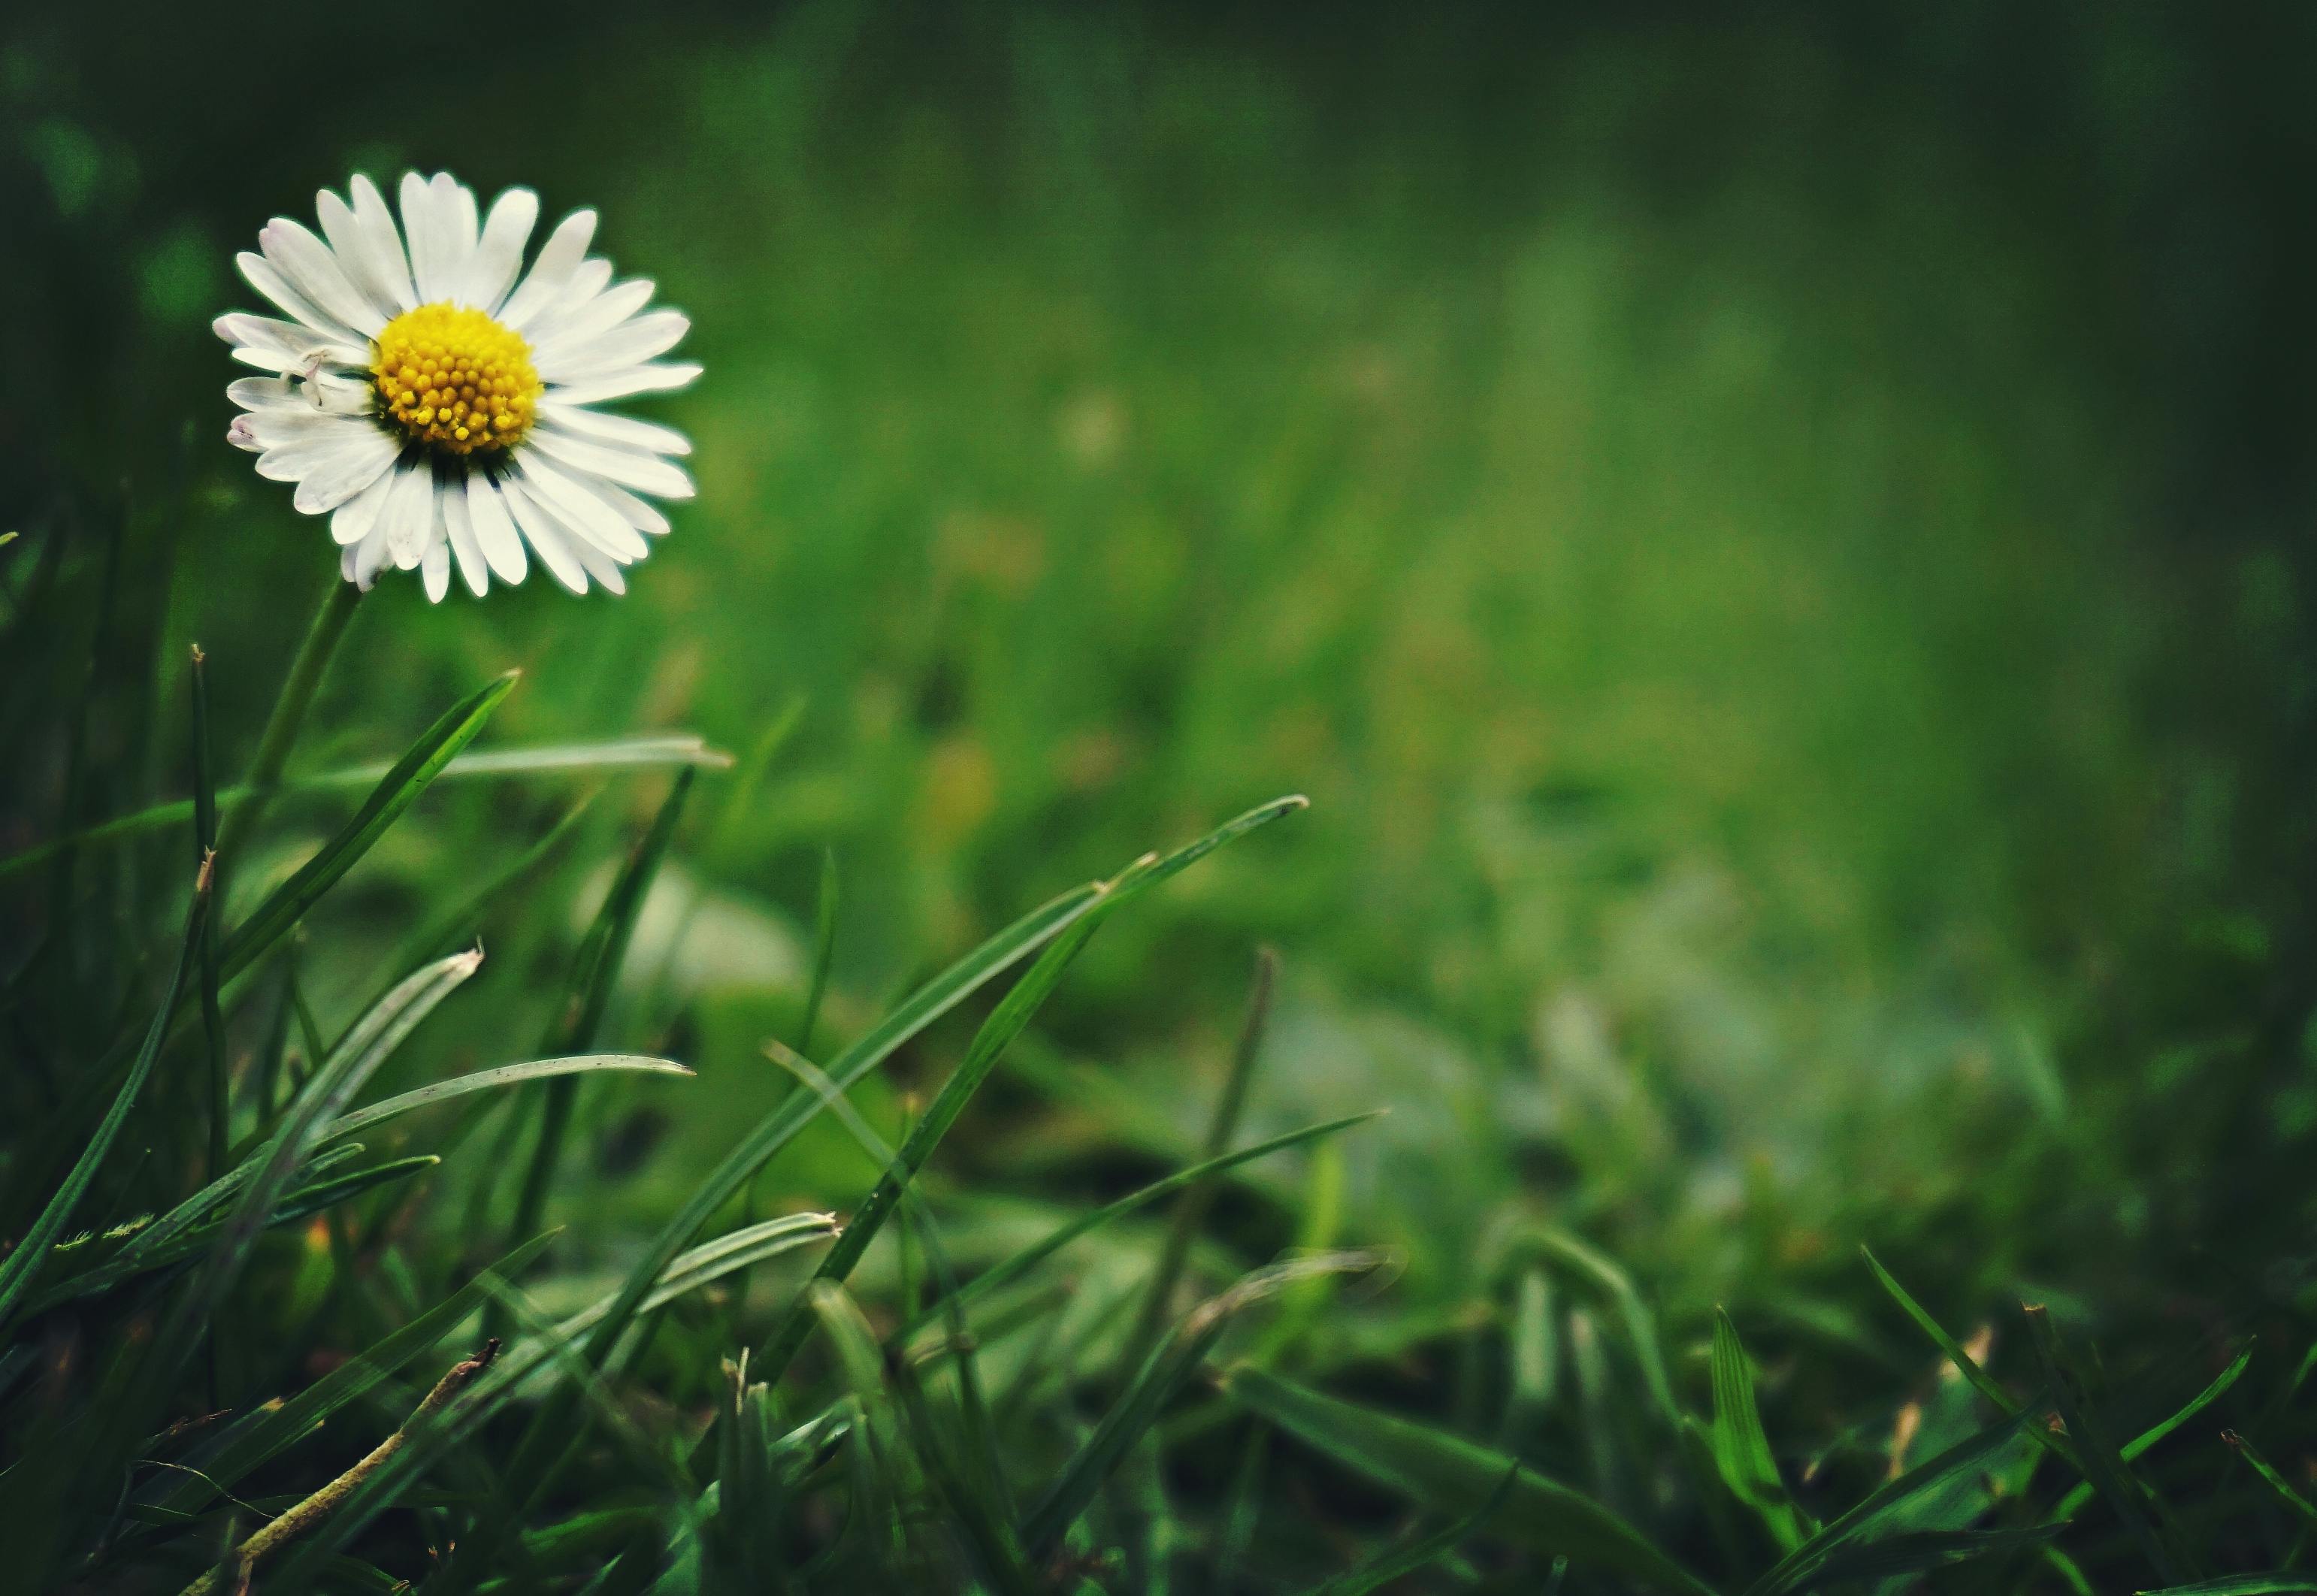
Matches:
[[5, 2, 2317, 1591]]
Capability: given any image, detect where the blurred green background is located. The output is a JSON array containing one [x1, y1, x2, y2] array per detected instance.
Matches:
[[8, 2, 2317, 1347]]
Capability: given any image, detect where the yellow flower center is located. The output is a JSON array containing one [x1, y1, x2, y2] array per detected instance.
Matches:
[[371, 302, 543, 455]]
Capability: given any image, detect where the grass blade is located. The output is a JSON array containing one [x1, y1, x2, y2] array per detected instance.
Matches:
[[2135, 1581, 2317, 1595], [2222, 1428, 2317, 1525], [189, 645, 228, 1183], [1025, 1251, 1380, 1557], [1709, 1307, 1812, 1551], [763, 798, 1308, 1383], [2052, 1344, 2252, 1522], [0, 855, 211, 1337], [2025, 1301, 2191, 1585], [1224, 1364, 1720, 1596], [1123, 946, 1278, 1371], [902, 1111, 1381, 1338], [1535, 1229, 1680, 1430], [0, 733, 727, 884], [1741, 1407, 2036, 1596], [1310, 1468, 1517, 1596], [220, 672, 519, 983], [507, 768, 695, 1253]]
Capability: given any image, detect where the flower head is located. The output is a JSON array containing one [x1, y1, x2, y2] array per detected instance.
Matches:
[[216, 173, 698, 600]]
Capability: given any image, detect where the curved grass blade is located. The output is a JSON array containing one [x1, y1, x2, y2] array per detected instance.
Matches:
[[1311, 1467, 1517, 1596], [759, 796, 1308, 1383], [1535, 1229, 1680, 1430], [2052, 1344, 2252, 1522], [27, 1154, 439, 1312], [2222, 1428, 2317, 1524], [142, 1232, 559, 1521], [112, 1056, 683, 1271], [219, 673, 519, 983], [189, 645, 228, 1183], [2135, 1579, 2317, 1594], [264, 1214, 839, 1591], [1710, 1307, 1812, 1551], [507, 768, 695, 1255], [900, 1111, 1381, 1339], [1784, 1525, 2061, 1591], [0, 856, 210, 1337], [143, 951, 483, 1393], [0, 733, 728, 883], [1862, 1247, 2078, 1471], [1739, 1407, 2035, 1596], [2025, 1302, 2191, 1585], [1224, 1364, 1719, 1596]]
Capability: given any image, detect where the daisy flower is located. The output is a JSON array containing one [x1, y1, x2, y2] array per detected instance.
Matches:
[[216, 172, 698, 600]]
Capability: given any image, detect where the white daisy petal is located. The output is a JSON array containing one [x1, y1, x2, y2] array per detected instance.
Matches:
[[588, 477, 672, 537], [498, 208, 599, 332], [316, 188, 398, 322], [537, 400, 692, 457], [400, 172, 452, 304], [546, 361, 703, 405], [421, 522, 452, 603], [350, 495, 397, 588], [464, 472, 528, 585], [464, 187, 539, 312], [292, 431, 400, 514], [516, 453, 650, 561], [381, 460, 437, 569], [214, 311, 368, 374], [541, 258, 616, 329], [563, 530, 628, 595], [497, 475, 591, 594], [528, 426, 695, 499], [434, 172, 480, 289], [228, 372, 371, 416], [259, 218, 385, 337], [349, 174, 418, 311], [243, 406, 357, 450], [232, 257, 364, 346], [331, 467, 398, 546], [534, 310, 690, 382], [440, 476, 489, 596], [528, 277, 655, 359]]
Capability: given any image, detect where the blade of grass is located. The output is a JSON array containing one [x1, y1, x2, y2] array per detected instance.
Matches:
[[1710, 1307, 1813, 1552], [1783, 1526, 2061, 1591], [1310, 1468, 1517, 1596], [1740, 1406, 2040, 1596], [0, 735, 730, 884], [1024, 1251, 1381, 1558], [220, 671, 518, 984], [761, 797, 1308, 1384], [1224, 1363, 1719, 1596], [0, 854, 211, 1338], [142, 1232, 559, 1521], [1862, 1247, 2080, 1472], [799, 845, 837, 1059], [112, 1056, 683, 1272], [2052, 1344, 2252, 1522], [210, 575, 362, 881], [1123, 947, 1277, 1371], [506, 768, 694, 1262], [2222, 1429, 2317, 1524], [2134, 1579, 2317, 1594], [189, 645, 228, 1184], [2025, 1301, 2191, 1585], [900, 1111, 1381, 1339], [28, 1154, 439, 1312], [1535, 1229, 1680, 1431]]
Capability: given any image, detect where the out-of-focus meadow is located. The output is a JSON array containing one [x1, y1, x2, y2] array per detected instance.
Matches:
[[9, 4, 2317, 1587]]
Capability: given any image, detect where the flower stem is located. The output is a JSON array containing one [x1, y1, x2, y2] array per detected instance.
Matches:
[[213, 575, 362, 895]]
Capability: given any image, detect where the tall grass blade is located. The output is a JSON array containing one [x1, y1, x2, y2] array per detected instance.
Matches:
[[1224, 1364, 1720, 1596], [507, 768, 694, 1256], [1709, 1307, 1812, 1551], [2025, 1302, 2191, 1585], [1309, 1467, 1516, 1596], [2052, 1344, 2252, 1522], [0, 855, 211, 1337], [219, 672, 519, 983]]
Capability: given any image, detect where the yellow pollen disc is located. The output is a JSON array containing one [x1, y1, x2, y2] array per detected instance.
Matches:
[[371, 302, 543, 456]]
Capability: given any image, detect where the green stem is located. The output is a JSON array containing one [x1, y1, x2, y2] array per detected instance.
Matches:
[[213, 575, 362, 892]]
